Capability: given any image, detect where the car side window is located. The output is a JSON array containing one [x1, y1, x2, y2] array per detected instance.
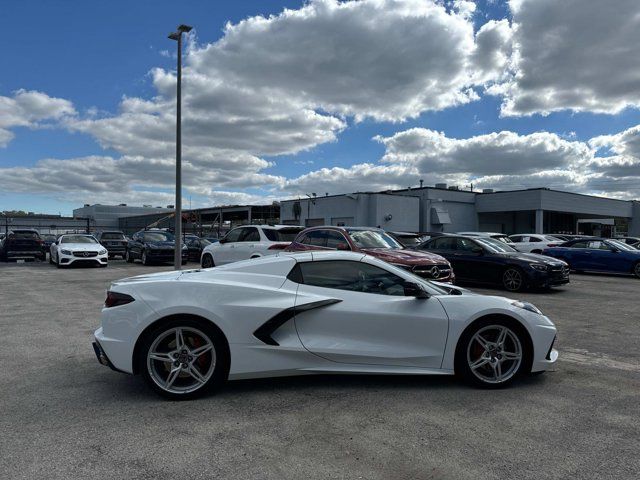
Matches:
[[224, 228, 243, 243], [326, 231, 349, 250], [432, 237, 455, 250], [240, 227, 260, 242], [296, 260, 407, 296], [511, 235, 523, 243], [301, 230, 328, 247], [456, 238, 477, 252], [571, 241, 588, 249], [529, 236, 541, 242]]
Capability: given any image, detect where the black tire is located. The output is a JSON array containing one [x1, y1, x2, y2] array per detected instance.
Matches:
[[141, 249, 150, 266], [137, 318, 228, 400], [633, 262, 640, 279], [125, 249, 134, 263], [502, 266, 525, 292], [201, 254, 215, 269], [455, 317, 532, 389]]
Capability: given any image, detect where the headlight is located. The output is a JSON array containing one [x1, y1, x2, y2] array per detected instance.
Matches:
[[99, 249, 107, 255], [60, 249, 72, 255], [511, 300, 543, 315], [530, 263, 548, 271]]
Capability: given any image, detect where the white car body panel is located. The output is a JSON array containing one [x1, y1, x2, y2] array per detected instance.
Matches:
[[509, 234, 563, 253], [95, 251, 558, 381]]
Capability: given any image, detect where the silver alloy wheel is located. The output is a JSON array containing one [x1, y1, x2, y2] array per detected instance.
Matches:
[[147, 326, 216, 395], [503, 268, 523, 291], [467, 325, 522, 384]]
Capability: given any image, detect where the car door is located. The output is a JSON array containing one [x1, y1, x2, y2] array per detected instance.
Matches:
[[452, 237, 501, 284], [233, 227, 261, 260], [214, 227, 243, 265], [423, 237, 462, 276], [565, 241, 591, 269], [293, 259, 449, 368], [589, 240, 620, 272]]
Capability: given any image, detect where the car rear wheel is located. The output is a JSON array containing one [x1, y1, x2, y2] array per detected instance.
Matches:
[[634, 262, 640, 279], [456, 319, 528, 388], [139, 321, 226, 400], [201, 254, 214, 269], [125, 249, 134, 263], [502, 267, 524, 291]]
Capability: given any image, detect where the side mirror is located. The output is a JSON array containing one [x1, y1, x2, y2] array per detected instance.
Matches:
[[218, 238, 227, 244], [336, 243, 350, 251], [610, 247, 620, 253], [404, 282, 430, 299], [471, 247, 483, 255]]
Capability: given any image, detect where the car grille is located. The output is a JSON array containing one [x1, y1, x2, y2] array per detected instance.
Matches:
[[411, 264, 452, 280], [73, 251, 98, 257], [550, 265, 570, 278]]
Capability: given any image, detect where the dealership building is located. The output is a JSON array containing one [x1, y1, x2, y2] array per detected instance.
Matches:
[[279, 186, 640, 237]]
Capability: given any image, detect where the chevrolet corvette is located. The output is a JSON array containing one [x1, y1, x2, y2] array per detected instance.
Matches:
[[93, 251, 558, 399]]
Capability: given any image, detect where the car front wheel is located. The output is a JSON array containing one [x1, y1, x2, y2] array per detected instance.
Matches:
[[141, 250, 150, 266], [634, 262, 640, 279], [502, 267, 524, 291], [125, 249, 134, 263], [456, 319, 529, 388], [139, 321, 226, 400], [201, 254, 214, 269]]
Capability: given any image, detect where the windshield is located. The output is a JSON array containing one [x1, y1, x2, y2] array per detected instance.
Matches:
[[348, 230, 403, 249], [143, 232, 175, 242], [61, 235, 97, 244], [607, 239, 638, 252], [41, 234, 57, 241], [476, 237, 518, 253], [263, 228, 304, 242], [101, 232, 125, 240], [394, 234, 423, 246]]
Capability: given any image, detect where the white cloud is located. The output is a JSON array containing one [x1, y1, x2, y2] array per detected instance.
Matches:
[[497, 0, 640, 116], [285, 126, 640, 200], [0, 89, 76, 147]]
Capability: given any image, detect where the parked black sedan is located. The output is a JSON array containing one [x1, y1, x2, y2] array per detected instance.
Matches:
[[0, 229, 46, 261], [417, 234, 570, 291], [184, 235, 211, 262], [95, 230, 128, 259], [125, 229, 188, 265]]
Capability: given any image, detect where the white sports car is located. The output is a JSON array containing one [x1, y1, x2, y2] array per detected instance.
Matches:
[[93, 251, 558, 399], [51, 234, 108, 268]]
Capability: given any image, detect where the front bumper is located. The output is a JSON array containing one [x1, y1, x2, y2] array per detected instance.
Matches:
[[59, 252, 108, 266], [528, 268, 570, 288]]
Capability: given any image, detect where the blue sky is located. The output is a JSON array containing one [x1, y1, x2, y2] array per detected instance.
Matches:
[[1, 0, 640, 214]]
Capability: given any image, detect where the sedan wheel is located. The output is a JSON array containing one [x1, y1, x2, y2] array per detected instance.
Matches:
[[141, 322, 225, 399], [201, 254, 214, 269], [634, 262, 640, 279], [125, 250, 134, 263], [141, 250, 150, 266], [457, 321, 527, 388], [502, 268, 524, 291]]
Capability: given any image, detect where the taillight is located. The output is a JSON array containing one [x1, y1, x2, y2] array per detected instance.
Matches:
[[105, 291, 135, 308], [268, 243, 290, 250]]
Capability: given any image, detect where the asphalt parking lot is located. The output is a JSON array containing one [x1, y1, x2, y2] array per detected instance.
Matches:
[[1, 260, 639, 480]]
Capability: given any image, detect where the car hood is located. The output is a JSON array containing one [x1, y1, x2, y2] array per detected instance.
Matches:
[[114, 269, 187, 285], [499, 251, 566, 265], [360, 248, 448, 265], [59, 243, 102, 251]]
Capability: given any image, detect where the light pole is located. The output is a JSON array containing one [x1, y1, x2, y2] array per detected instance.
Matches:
[[168, 24, 192, 270]]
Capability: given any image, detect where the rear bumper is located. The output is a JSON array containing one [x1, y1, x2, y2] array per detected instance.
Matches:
[[6, 250, 43, 259], [529, 270, 570, 288], [94, 327, 133, 374]]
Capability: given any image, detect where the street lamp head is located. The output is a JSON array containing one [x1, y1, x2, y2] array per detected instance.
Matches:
[[168, 32, 180, 41], [178, 24, 193, 33]]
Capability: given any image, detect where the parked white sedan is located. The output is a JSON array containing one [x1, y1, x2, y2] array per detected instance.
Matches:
[[93, 251, 558, 399], [509, 234, 564, 254], [50, 234, 108, 268], [200, 224, 304, 267]]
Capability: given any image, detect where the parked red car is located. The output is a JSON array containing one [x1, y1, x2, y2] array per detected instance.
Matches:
[[285, 226, 455, 283]]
